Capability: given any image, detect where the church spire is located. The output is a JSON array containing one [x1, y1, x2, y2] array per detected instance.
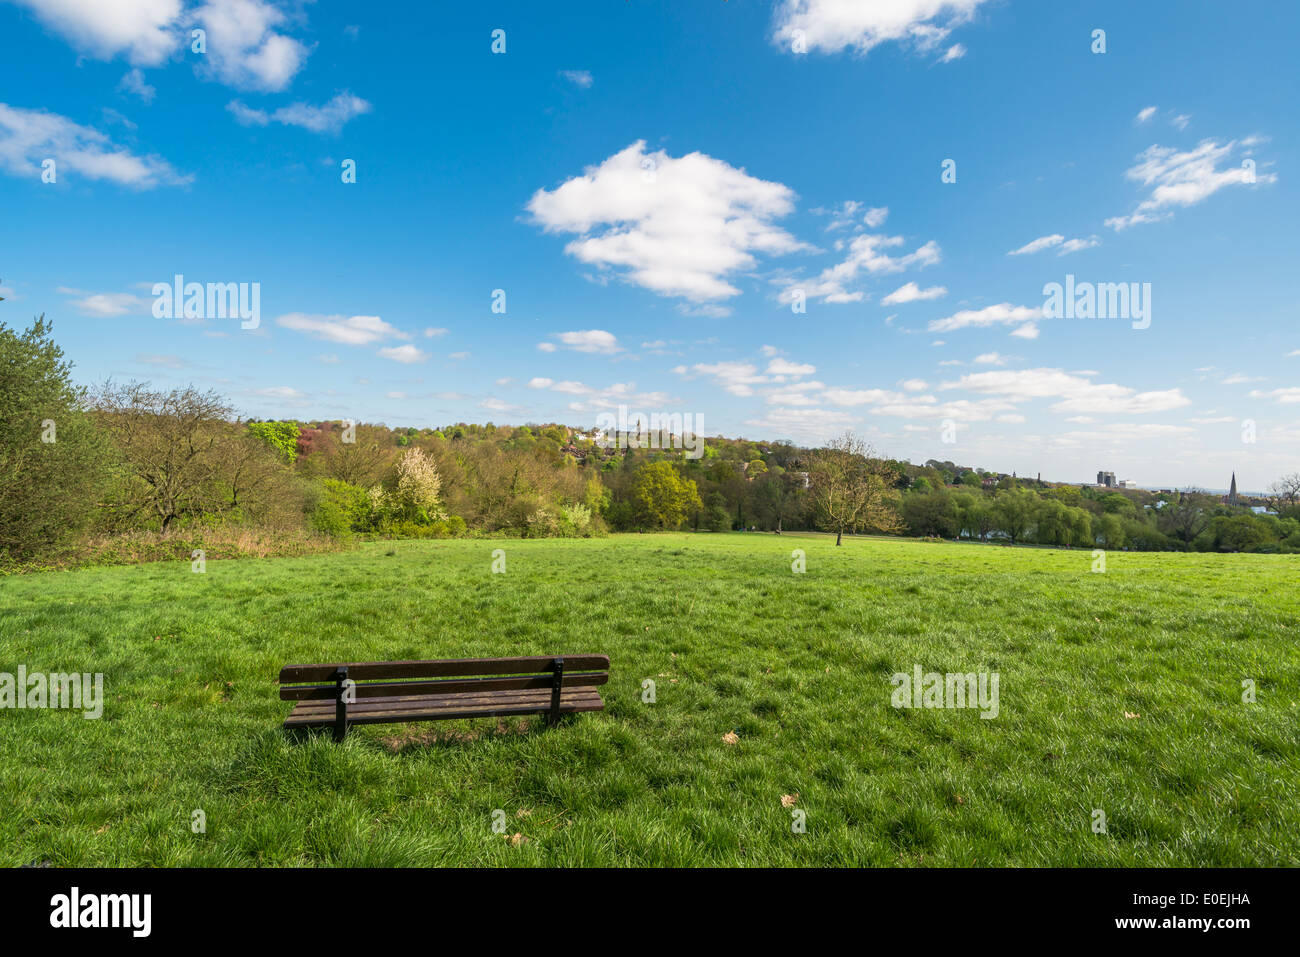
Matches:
[[1229, 472, 1238, 505]]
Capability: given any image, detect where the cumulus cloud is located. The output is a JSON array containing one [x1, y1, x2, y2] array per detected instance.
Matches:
[[882, 281, 947, 304], [928, 303, 1042, 337], [0, 102, 189, 187], [526, 140, 807, 307], [275, 313, 407, 345], [194, 0, 309, 92], [8, 0, 312, 92], [6, 0, 182, 65], [377, 344, 429, 364], [1106, 138, 1276, 231], [537, 329, 622, 355], [946, 368, 1191, 414], [227, 92, 370, 134], [1008, 234, 1100, 256], [58, 286, 148, 317], [773, 0, 991, 57], [117, 67, 156, 102], [1248, 387, 1300, 404], [784, 232, 941, 305]]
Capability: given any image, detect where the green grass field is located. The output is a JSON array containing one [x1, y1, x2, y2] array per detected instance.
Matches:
[[1, 533, 1296, 867]]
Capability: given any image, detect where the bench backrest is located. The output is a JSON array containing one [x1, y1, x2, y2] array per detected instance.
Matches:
[[278, 654, 610, 701]]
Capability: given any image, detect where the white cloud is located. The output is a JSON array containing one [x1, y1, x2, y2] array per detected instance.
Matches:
[[1171, 113, 1191, 131], [118, 67, 156, 103], [1007, 234, 1064, 256], [941, 42, 966, 62], [276, 313, 407, 345], [882, 281, 947, 304], [947, 368, 1192, 414], [928, 303, 1042, 338], [7, 0, 182, 65], [1106, 138, 1276, 231], [1135, 106, 1157, 125], [901, 378, 929, 392], [526, 140, 807, 305], [227, 92, 371, 134], [377, 344, 429, 364], [681, 361, 768, 397], [479, 397, 526, 415], [58, 287, 147, 316], [1008, 233, 1100, 256], [0, 102, 189, 187], [973, 352, 1006, 365], [1249, 387, 1300, 404], [540, 329, 622, 354], [773, 0, 991, 57], [787, 232, 941, 304], [194, 0, 309, 92], [863, 205, 889, 228], [560, 70, 593, 88], [423, 326, 447, 338], [744, 407, 855, 439], [765, 357, 816, 377], [1058, 236, 1101, 254]]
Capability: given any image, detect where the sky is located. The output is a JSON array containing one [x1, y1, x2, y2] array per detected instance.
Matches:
[[1, 0, 1297, 491]]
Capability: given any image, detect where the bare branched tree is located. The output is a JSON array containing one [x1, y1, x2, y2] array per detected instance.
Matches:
[[92, 382, 235, 532], [807, 431, 902, 545]]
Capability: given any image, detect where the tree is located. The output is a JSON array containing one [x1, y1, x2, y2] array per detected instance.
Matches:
[[902, 489, 956, 537], [807, 432, 902, 545], [0, 316, 108, 560], [991, 488, 1037, 543], [247, 420, 301, 464], [92, 382, 235, 532], [1268, 473, 1300, 516], [629, 461, 702, 529], [374, 447, 447, 523]]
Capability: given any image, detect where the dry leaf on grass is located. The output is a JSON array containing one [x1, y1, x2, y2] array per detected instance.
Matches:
[[781, 793, 798, 808], [722, 731, 739, 745], [1123, 711, 1141, 719], [506, 833, 528, 846]]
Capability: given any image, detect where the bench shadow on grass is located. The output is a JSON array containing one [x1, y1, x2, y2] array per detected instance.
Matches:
[[281, 714, 581, 755]]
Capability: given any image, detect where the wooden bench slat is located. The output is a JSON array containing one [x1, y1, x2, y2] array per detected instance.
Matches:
[[279, 654, 609, 684], [288, 686, 597, 717], [279, 671, 608, 701], [284, 689, 604, 728]]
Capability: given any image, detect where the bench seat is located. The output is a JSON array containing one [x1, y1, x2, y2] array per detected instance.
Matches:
[[284, 686, 606, 728], [278, 654, 609, 740]]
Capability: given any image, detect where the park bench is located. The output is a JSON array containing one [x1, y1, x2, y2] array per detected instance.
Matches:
[[278, 654, 610, 741]]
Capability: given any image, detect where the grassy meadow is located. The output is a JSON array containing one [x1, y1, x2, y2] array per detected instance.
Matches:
[[0, 532, 1296, 867]]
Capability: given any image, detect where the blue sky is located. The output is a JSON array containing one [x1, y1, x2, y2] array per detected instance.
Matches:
[[1, 0, 1296, 490]]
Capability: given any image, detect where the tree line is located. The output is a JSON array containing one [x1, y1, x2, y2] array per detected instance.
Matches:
[[3, 317, 1297, 566]]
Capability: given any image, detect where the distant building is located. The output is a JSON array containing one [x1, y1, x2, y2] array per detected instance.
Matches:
[[1227, 472, 1239, 506], [1097, 471, 1117, 488]]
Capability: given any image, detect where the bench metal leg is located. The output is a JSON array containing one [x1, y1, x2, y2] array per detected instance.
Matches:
[[549, 657, 564, 727], [334, 666, 349, 742]]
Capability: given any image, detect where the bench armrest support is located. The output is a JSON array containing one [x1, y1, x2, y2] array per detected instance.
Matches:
[[548, 657, 564, 727], [334, 666, 349, 742]]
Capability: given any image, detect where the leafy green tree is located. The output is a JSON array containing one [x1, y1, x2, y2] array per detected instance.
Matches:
[[629, 461, 703, 529], [992, 488, 1037, 543], [0, 316, 108, 560], [247, 420, 300, 464]]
